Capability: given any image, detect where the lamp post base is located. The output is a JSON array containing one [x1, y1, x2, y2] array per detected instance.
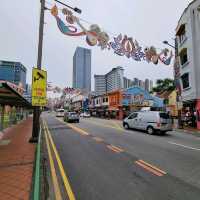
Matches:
[[29, 137, 38, 143]]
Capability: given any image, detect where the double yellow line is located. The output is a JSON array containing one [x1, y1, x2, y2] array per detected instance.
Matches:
[[135, 159, 167, 177], [43, 120, 76, 200], [107, 144, 124, 153]]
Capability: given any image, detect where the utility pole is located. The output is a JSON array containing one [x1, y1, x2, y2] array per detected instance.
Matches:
[[30, 0, 45, 143], [163, 39, 182, 129], [29, 0, 82, 143]]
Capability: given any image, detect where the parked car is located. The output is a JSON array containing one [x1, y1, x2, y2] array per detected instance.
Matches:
[[80, 112, 91, 118], [64, 112, 80, 123], [56, 109, 65, 117], [123, 111, 173, 134]]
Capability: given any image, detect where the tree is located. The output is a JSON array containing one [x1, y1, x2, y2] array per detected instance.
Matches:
[[152, 78, 175, 93]]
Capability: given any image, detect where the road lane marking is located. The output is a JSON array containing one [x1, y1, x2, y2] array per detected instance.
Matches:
[[93, 137, 104, 142], [107, 144, 124, 153], [168, 141, 200, 151], [67, 123, 90, 136], [45, 121, 76, 200], [43, 122, 62, 200], [135, 161, 164, 177], [138, 160, 167, 175], [56, 117, 89, 136], [110, 145, 124, 152]]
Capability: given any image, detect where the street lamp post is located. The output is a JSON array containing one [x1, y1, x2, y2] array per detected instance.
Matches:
[[29, 0, 45, 143], [29, 0, 82, 143], [163, 40, 182, 129]]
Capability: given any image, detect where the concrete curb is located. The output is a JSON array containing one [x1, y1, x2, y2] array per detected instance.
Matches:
[[174, 128, 200, 135]]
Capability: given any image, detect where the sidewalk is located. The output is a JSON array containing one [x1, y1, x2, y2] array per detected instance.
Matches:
[[0, 117, 36, 200], [175, 127, 200, 135]]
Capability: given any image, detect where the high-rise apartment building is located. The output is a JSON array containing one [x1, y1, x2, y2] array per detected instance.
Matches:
[[145, 79, 150, 91], [123, 77, 133, 89], [106, 67, 124, 92], [139, 80, 145, 89], [94, 75, 106, 95], [150, 80, 154, 91], [73, 47, 91, 92], [94, 66, 124, 95], [0, 60, 27, 89], [133, 78, 139, 87]]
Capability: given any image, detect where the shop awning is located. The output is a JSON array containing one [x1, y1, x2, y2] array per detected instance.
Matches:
[[0, 82, 32, 108]]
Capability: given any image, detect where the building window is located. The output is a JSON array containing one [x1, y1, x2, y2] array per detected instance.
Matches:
[[179, 48, 188, 66], [176, 24, 187, 44], [181, 73, 190, 89]]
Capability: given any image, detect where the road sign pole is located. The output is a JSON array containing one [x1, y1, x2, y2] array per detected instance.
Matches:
[[30, 0, 45, 143]]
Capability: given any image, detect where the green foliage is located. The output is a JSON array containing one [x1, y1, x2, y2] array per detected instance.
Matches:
[[152, 78, 175, 93]]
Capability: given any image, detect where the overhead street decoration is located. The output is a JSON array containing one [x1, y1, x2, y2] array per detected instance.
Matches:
[[51, 5, 173, 66], [32, 68, 47, 106], [47, 83, 80, 95]]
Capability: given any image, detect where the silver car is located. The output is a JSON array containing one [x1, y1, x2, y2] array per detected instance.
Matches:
[[123, 111, 173, 134], [64, 112, 80, 123]]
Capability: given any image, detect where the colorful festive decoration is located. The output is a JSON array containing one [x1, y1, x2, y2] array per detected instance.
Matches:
[[109, 34, 145, 61], [51, 5, 109, 50], [50, 5, 173, 66]]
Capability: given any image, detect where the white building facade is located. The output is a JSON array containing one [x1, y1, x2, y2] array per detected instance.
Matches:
[[94, 66, 124, 94], [175, 0, 200, 129]]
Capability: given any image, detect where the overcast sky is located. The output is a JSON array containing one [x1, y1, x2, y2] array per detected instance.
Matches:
[[0, 0, 192, 89]]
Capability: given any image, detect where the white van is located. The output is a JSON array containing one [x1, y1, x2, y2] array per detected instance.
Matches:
[[123, 111, 173, 134], [56, 109, 65, 117]]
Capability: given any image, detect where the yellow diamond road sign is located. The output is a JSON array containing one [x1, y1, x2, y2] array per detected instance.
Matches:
[[32, 68, 47, 106]]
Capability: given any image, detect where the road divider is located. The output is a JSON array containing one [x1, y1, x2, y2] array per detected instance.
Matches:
[[107, 144, 124, 153], [44, 121, 76, 200], [135, 160, 166, 177]]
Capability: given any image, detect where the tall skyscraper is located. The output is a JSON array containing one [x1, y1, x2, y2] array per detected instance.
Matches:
[[73, 47, 91, 92], [0, 60, 27, 89]]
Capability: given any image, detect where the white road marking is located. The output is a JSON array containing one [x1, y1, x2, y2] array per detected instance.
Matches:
[[168, 141, 200, 151]]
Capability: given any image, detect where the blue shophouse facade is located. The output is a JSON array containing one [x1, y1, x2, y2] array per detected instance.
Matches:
[[122, 87, 164, 108]]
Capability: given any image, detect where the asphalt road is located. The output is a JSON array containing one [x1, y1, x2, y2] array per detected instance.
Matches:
[[43, 113, 200, 200]]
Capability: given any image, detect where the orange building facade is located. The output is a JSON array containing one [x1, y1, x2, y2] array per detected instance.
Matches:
[[107, 90, 124, 120]]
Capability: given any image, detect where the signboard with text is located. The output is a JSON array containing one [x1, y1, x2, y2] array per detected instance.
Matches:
[[32, 68, 47, 106]]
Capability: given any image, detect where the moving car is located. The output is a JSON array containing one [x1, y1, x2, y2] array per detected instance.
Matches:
[[123, 111, 173, 134], [80, 112, 91, 118], [64, 112, 80, 123], [56, 109, 65, 117]]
